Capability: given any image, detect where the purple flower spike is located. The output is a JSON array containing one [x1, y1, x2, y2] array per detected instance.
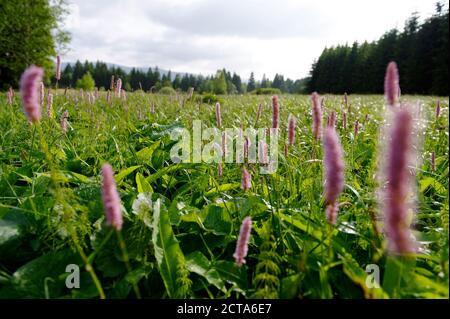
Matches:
[[311, 92, 322, 140], [384, 61, 400, 107], [323, 126, 345, 224], [101, 163, 123, 231], [20, 65, 44, 123], [233, 216, 252, 267], [384, 108, 416, 255], [241, 167, 251, 191], [272, 95, 279, 129], [56, 55, 61, 80], [215, 102, 222, 128], [288, 114, 296, 145]]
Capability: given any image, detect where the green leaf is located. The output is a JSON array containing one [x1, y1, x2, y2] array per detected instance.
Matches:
[[233, 196, 269, 219], [66, 171, 91, 184], [278, 212, 324, 243], [382, 256, 415, 298], [11, 249, 81, 298], [136, 141, 161, 162], [345, 183, 361, 200], [115, 165, 141, 184], [420, 177, 445, 195], [342, 259, 387, 299], [203, 205, 231, 235], [213, 261, 248, 293], [186, 251, 226, 292], [146, 164, 183, 184], [409, 273, 449, 298], [280, 274, 301, 299], [0, 219, 20, 248], [152, 199, 190, 298], [12, 172, 33, 184], [136, 172, 153, 193], [205, 183, 240, 195]]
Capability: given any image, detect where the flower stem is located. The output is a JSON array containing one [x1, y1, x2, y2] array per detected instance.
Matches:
[[116, 230, 142, 299]]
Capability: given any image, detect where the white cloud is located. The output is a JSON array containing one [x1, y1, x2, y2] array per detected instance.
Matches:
[[63, 0, 439, 80]]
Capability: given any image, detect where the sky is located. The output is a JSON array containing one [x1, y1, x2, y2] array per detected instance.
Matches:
[[63, 0, 439, 80]]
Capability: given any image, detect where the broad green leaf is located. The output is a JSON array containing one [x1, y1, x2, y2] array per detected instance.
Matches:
[[146, 164, 182, 184], [0, 219, 20, 247], [203, 205, 231, 235], [280, 274, 301, 299], [233, 196, 269, 219], [35, 172, 69, 184], [205, 183, 240, 195], [186, 251, 226, 292], [66, 171, 91, 184], [152, 199, 190, 298], [11, 249, 81, 298], [278, 212, 324, 243], [410, 273, 448, 298], [136, 141, 161, 162], [420, 177, 445, 195], [342, 259, 387, 299], [382, 256, 415, 298], [213, 261, 248, 293], [115, 165, 141, 184], [136, 172, 153, 193]]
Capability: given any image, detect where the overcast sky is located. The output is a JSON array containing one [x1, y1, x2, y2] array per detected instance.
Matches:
[[63, 0, 438, 80]]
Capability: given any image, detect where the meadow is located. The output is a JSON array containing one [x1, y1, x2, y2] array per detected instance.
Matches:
[[0, 84, 448, 299]]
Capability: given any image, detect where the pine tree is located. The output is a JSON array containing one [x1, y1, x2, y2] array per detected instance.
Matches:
[[247, 72, 256, 92]]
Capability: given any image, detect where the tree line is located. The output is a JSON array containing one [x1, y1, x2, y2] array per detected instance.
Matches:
[[59, 61, 308, 94], [308, 2, 449, 96]]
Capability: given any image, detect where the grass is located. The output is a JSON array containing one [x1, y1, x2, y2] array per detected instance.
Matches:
[[0, 90, 448, 299]]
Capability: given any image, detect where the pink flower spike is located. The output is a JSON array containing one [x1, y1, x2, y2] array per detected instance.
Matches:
[[116, 78, 122, 97], [39, 82, 45, 107], [354, 119, 359, 137], [215, 102, 222, 128], [20, 65, 44, 123], [384, 61, 400, 107], [6, 88, 13, 105], [255, 103, 263, 124], [101, 163, 123, 231], [217, 162, 223, 178], [311, 92, 322, 140], [384, 108, 416, 255], [60, 110, 69, 133], [258, 139, 269, 164], [55, 55, 61, 80], [323, 126, 345, 225], [327, 111, 336, 128], [288, 114, 296, 146], [233, 216, 252, 267], [272, 95, 279, 129], [150, 101, 155, 113], [241, 167, 251, 191], [47, 93, 53, 118], [110, 75, 115, 91], [222, 132, 228, 157], [435, 101, 440, 119]]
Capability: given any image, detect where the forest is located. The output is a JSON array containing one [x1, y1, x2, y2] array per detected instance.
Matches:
[[308, 3, 449, 95]]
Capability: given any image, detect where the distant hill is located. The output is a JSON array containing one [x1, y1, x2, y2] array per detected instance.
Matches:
[[61, 62, 191, 81]]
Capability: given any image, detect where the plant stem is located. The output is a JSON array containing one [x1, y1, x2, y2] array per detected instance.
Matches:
[[116, 230, 142, 299]]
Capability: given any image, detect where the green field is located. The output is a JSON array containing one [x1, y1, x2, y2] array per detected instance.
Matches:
[[0, 91, 448, 298]]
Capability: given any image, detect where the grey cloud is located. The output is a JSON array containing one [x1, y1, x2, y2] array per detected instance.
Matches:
[[70, 27, 241, 72], [144, 0, 330, 38]]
